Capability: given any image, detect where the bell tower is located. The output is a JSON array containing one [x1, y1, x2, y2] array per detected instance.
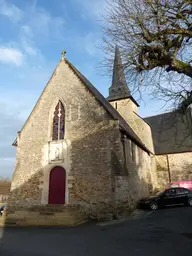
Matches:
[[107, 46, 139, 117]]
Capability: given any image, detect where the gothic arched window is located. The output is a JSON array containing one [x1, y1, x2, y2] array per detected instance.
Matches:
[[52, 101, 65, 140]]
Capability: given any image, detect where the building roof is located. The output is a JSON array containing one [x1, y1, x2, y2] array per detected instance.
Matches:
[[66, 58, 151, 154], [144, 111, 192, 154]]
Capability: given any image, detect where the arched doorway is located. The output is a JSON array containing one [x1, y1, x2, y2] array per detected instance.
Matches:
[[48, 166, 66, 204]]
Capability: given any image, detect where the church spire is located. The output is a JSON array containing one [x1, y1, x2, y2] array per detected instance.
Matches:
[[107, 45, 131, 101]]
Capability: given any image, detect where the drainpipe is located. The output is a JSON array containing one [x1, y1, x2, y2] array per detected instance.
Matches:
[[166, 154, 171, 183]]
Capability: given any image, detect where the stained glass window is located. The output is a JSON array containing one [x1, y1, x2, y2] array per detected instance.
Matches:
[[52, 101, 65, 140]]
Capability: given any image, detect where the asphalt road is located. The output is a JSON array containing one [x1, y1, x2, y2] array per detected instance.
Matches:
[[0, 206, 192, 256]]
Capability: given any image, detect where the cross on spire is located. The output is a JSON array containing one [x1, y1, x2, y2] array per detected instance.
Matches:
[[61, 50, 66, 57]]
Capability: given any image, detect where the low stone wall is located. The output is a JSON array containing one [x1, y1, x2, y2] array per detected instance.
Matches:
[[155, 155, 170, 189], [1, 205, 88, 227], [156, 152, 192, 189]]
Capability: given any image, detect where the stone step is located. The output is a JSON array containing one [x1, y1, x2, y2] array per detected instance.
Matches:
[[48, 211, 82, 216], [44, 204, 68, 208], [1, 205, 88, 227], [11, 211, 40, 217], [12, 210, 86, 219], [28, 205, 78, 213], [10, 213, 86, 220], [0, 215, 88, 227]]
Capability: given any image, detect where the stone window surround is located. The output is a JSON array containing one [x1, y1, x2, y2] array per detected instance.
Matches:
[[40, 139, 72, 205], [40, 163, 70, 205], [52, 101, 65, 141], [48, 98, 68, 141]]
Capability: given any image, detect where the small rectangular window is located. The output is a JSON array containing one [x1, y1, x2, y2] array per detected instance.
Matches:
[[115, 102, 117, 109]]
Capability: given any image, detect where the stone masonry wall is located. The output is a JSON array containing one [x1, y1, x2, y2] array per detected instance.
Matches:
[[169, 153, 192, 181], [112, 136, 155, 217], [155, 155, 169, 189], [69, 122, 121, 219], [156, 152, 192, 189]]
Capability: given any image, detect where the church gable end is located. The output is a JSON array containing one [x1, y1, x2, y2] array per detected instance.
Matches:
[[15, 56, 115, 145]]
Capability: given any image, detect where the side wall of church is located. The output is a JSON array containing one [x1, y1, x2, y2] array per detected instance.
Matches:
[[112, 136, 157, 217], [8, 59, 117, 217], [156, 152, 192, 189]]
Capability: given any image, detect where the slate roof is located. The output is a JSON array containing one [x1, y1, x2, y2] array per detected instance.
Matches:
[[144, 111, 192, 154], [106, 46, 139, 107], [65, 58, 151, 154], [107, 46, 131, 102]]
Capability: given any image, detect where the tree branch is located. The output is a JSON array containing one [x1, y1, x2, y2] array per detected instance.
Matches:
[[166, 59, 192, 78]]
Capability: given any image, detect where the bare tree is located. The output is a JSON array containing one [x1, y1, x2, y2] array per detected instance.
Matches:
[[102, 0, 192, 112]]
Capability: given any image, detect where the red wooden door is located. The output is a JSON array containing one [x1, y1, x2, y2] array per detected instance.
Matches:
[[48, 166, 66, 204]]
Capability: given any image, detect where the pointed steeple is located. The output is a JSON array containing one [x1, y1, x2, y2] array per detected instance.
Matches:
[[107, 45, 131, 101]]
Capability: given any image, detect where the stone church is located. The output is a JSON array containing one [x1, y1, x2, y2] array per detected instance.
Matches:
[[8, 46, 192, 221]]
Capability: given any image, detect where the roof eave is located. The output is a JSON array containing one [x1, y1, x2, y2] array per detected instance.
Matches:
[[12, 137, 18, 147], [107, 95, 140, 107], [155, 149, 192, 155]]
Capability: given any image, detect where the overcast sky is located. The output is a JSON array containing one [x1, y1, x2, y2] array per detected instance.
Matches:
[[0, 0, 167, 178]]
